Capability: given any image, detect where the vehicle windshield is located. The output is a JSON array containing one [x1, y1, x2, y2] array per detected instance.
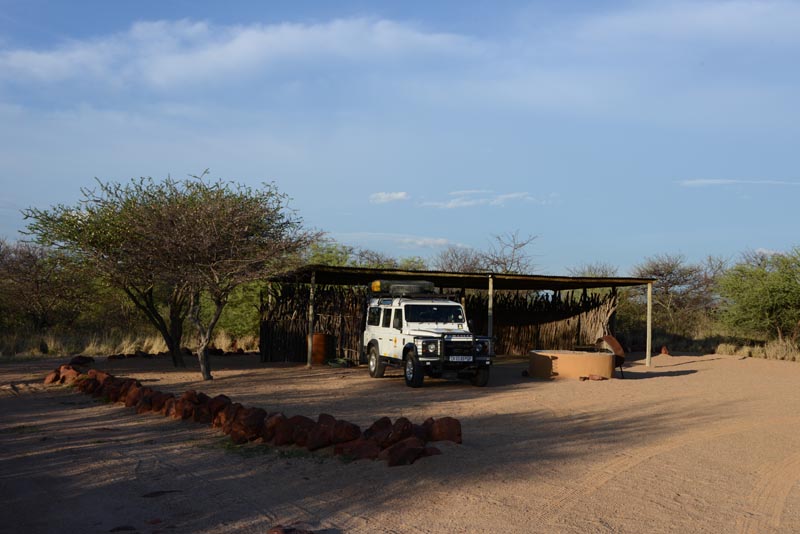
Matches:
[[404, 304, 465, 324]]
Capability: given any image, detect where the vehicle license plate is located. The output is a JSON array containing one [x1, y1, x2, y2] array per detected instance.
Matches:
[[450, 355, 473, 362]]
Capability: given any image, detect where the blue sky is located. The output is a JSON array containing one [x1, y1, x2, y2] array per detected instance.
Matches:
[[1, 0, 799, 274]]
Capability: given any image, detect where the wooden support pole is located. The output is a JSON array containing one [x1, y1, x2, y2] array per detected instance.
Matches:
[[307, 271, 316, 369], [609, 286, 618, 336], [488, 275, 494, 339], [646, 282, 653, 367]]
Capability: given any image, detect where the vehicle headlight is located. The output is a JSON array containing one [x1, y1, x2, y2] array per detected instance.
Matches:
[[426, 342, 438, 354], [475, 342, 485, 354]]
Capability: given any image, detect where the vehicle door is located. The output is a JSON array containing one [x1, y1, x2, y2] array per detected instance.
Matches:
[[388, 307, 405, 359], [377, 306, 398, 360]]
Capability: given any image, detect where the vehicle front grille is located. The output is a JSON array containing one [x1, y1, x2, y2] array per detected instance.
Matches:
[[445, 341, 473, 356]]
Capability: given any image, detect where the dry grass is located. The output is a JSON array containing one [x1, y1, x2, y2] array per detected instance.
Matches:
[[1, 328, 258, 358], [715, 339, 798, 361]]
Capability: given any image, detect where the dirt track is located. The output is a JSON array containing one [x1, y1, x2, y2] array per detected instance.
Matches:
[[2, 353, 800, 533]]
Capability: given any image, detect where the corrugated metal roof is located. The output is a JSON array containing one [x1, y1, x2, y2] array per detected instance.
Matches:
[[274, 264, 654, 291]]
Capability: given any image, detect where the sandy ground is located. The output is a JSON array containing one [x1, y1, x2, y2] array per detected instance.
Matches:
[[1, 352, 800, 534]]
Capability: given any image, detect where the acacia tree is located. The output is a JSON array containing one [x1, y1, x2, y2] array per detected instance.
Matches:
[[481, 231, 537, 274], [718, 249, 800, 342], [432, 245, 486, 272], [178, 177, 316, 379], [25, 174, 314, 378], [26, 179, 193, 367], [631, 253, 725, 338], [431, 232, 537, 274], [0, 241, 89, 333], [303, 238, 427, 270]]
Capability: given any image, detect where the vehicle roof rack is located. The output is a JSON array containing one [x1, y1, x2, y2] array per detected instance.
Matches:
[[370, 280, 435, 297]]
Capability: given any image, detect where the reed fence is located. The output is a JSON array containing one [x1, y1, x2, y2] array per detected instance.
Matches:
[[259, 284, 617, 362]]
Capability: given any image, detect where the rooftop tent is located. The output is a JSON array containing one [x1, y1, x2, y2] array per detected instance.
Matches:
[[270, 265, 655, 367]]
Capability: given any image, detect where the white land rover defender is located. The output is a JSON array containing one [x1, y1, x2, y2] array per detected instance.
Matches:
[[362, 280, 494, 388]]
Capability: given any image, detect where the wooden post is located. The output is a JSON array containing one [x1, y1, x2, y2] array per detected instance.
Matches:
[[646, 282, 653, 367], [488, 275, 494, 339], [609, 287, 617, 336], [307, 271, 316, 369]]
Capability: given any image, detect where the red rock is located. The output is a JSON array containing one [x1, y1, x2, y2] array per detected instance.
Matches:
[[333, 438, 381, 460], [363, 416, 393, 446], [192, 403, 213, 424], [169, 398, 184, 419], [412, 424, 429, 443], [379, 437, 426, 466], [59, 367, 81, 385], [331, 420, 361, 444], [181, 390, 199, 404], [87, 369, 111, 385], [235, 407, 267, 441], [150, 392, 173, 413], [261, 413, 286, 442], [229, 424, 249, 445], [306, 423, 333, 451], [178, 399, 195, 420], [430, 417, 462, 444], [289, 415, 315, 447], [118, 379, 138, 401], [43, 370, 60, 385], [386, 417, 413, 446], [217, 403, 244, 433], [422, 417, 435, 434], [363, 416, 392, 437], [272, 416, 295, 446], [106, 383, 124, 403], [136, 395, 154, 414], [207, 395, 232, 418], [317, 413, 337, 427], [124, 384, 145, 408], [162, 398, 177, 417], [77, 377, 99, 394]]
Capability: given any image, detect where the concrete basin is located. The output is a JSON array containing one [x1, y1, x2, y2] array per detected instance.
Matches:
[[528, 350, 614, 380]]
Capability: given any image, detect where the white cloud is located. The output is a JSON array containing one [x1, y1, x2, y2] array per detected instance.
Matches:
[[679, 179, 800, 187], [0, 18, 477, 89], [423, 191, 555, 209], [576, 1, 800, 47], [370, 191, 409, 204], [3, 3, 800, 128], [399, 236, 450, 248], [333, 231, 451, 249], [423, 197, 485, 209], [449, 189, 493, 196]]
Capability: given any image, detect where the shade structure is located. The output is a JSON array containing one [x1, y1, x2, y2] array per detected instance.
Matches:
[[271, 265, 655, 368]]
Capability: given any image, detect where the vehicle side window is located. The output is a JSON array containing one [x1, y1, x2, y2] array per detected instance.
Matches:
[[381, 308, 392, 328], [367, 307, 381, 326], [392, 308, 403, 330]]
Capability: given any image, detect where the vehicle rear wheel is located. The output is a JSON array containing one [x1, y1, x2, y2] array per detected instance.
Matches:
[[368, 345, 386, 378], [471, 366, 490, 387], [404, 352, 424, 388]]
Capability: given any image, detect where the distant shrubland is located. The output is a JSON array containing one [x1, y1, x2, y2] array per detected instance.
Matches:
[[2, 175, 798, 365]]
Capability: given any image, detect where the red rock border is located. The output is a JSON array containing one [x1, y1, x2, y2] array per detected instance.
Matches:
[[45, 364, 462, 467]]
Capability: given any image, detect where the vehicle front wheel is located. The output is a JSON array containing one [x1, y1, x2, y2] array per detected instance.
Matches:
[[470, 366, 490, 387], [368, 345, 386, 378], [404, 352, 424, 388]]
